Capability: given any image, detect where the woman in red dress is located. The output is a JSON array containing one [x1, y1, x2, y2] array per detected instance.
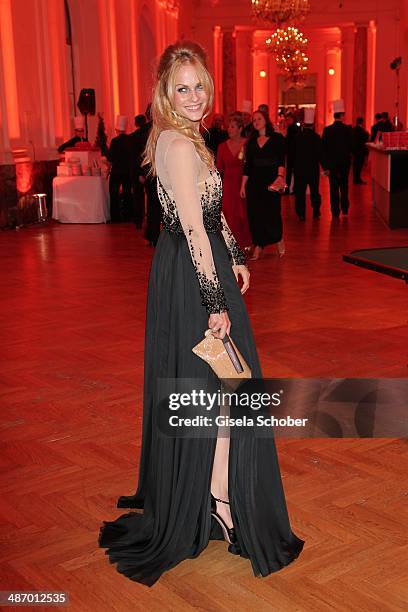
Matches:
[[216, 114, 252, 251]]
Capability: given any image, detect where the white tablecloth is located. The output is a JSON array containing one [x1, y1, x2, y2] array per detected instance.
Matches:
[[52, 176, 110, 223]]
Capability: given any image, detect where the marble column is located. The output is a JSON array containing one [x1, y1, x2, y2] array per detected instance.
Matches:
[[213, 25, 223, 114], [252, 39, 269, 111], [129, 0, 141, 114], [222, 29, 237, 117], [234, 27, 253, 112], [341, 25, 355, 124], [98, 0, 120, 136], [46, 0, 71, 142], [267, 50, 278, 122], [33, 0, 58, 152], [325, 46, 341, 125], [353, 24, 368, 123], [0, 0, 19, 149], [366, 20, 376, 128], [0, 10, 13, 163]]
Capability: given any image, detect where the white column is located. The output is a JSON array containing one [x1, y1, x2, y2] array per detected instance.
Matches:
[[129, 0, 141, 114], [33, 0, 59, 153], [252, 32, 269, 111], [213, 26, 223, 114], [0, 48, 13, 162], [325, 46, 341, 126], [46, 0, 71, 142], [366, 20, 376, 129], [235, 27, 253, 112], [267, 50, 278, 122], [341, 25, 355, 124], [0, 0, 19, 160], [98, 0, 119, 137]]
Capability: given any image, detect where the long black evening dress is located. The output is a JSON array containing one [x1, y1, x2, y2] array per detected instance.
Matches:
[[98, 129, 304, 586], [243, 133, 286, 247]]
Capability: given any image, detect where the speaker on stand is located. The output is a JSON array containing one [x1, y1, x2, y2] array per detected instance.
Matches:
[[77, 89, 96, 141], [390, 57, 402, 129]]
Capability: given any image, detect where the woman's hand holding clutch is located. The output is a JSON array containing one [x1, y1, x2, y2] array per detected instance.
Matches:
[[268, 176, 286, 193], [208, 312, 231, 339], [232, 265, 250, 295]]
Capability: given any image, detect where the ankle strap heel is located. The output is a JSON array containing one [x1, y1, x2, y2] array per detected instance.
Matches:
[[210, 494, 236, 545]]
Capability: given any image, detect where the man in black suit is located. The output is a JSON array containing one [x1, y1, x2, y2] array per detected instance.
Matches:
[[128, 114, 147, 228], [258, 103, 270, 120], [140, 104, 161, 246], [293, 108, 322, 220], [352, 117, 369, 184], [204, 114, 228, 154], [380, 112, 394, 133], [285, 113, 300, 194], [370, 112, 394, 142], [322, 100, 353, 218], [241, 109, 253, 138], [370, 113, 383, 142], [107, 115, 132, 222]]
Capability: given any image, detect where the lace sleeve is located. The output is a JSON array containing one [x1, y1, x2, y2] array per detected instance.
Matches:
[[165, 137, 228, 315], [220, 212, 246, 266]]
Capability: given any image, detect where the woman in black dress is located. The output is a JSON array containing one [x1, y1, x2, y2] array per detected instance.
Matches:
[[240, 110, 286, 260], [98, 41, 303, 586]]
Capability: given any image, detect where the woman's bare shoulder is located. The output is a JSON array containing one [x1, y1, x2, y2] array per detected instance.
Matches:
[[157, 129, 192, 154], [157, 131, 197, 171], [158, 129, 190, 142]]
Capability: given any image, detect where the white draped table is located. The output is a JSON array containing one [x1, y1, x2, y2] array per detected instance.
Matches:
[[52, 176, 110, 223]]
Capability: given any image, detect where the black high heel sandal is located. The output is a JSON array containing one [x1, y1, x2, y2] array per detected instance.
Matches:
[[211, 494, 237, 545]]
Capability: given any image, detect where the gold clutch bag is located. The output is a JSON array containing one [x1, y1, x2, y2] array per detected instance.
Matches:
[[192, 330, 252, 389]]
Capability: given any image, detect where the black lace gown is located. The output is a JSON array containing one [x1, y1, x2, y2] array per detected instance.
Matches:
[[244, 133, 286, 247], [98, 130, 304, 585]]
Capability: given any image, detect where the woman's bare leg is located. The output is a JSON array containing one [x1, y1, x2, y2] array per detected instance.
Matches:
[[210, 392, 233, 528]]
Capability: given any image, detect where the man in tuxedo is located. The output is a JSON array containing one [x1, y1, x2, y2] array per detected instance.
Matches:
[[370, 113, 383, 142], [258, 103, 270, 121], [370, 112, 394, 142], [128, 114, 147, 228], [58, 116, 88, 153], [293, 108, 322, 220], [140, 104, 161, 246], [284, 112, 300, 194], [241, 112, 253, 138], [205, 114, 228, 154], [352, 117, 369, 184], [107, 115, 132, 222], [241, 101, 253, 138], [380, 112, 394, 133], [322, 99, 353, 218]]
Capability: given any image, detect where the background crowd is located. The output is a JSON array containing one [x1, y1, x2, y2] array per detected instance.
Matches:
[[58, 102, 398, 258]]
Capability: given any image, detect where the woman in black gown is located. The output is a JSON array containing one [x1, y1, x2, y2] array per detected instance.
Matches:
[[98, 41, 304, 586], [240, 110, 286, 260]]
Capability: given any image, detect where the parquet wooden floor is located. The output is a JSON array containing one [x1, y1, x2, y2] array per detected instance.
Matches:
[[1, 175, 407, 612]]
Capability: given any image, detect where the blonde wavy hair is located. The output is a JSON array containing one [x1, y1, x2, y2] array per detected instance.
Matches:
[[142, 41, 214, 176]]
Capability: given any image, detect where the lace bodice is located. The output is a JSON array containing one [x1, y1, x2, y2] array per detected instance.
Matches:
[[155, 130, 246, 315]]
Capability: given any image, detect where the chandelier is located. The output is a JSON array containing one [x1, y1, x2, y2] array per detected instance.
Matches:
[[252, 0, 310, 26], [266, 27, 309, 87], [157, 0, 179, 16]]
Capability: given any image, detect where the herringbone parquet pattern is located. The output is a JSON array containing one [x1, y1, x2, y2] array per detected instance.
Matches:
[[1, 176, 407, 611]]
